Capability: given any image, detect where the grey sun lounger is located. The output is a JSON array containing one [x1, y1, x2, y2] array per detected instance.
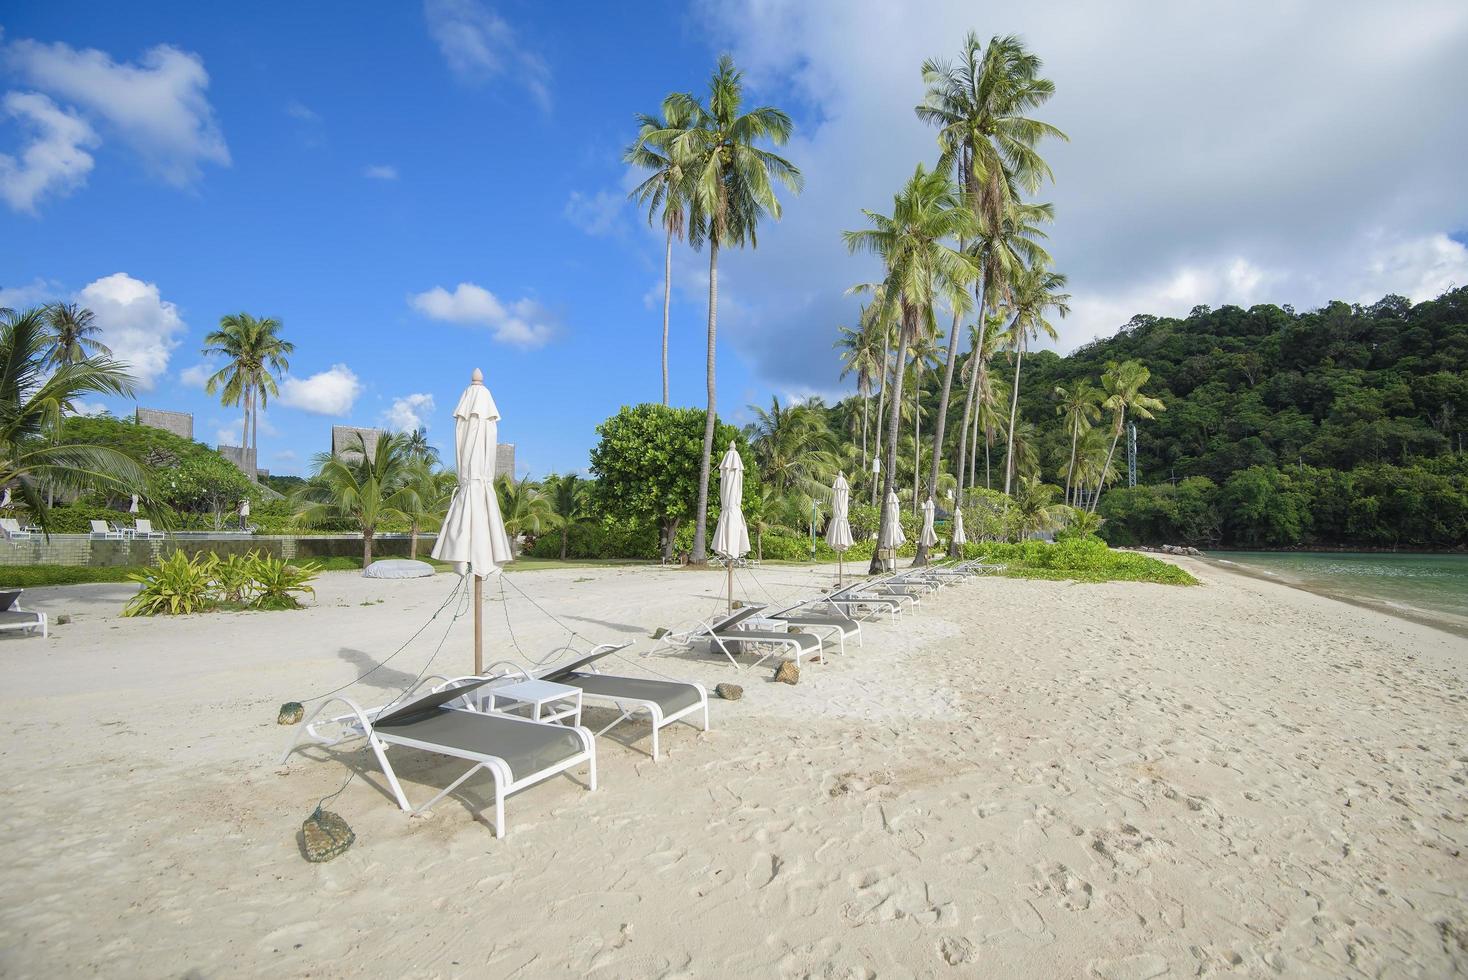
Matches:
[[0, 590, 46, 638], [282, 677, 596, 838], [760, 606, 862, 655], [476, 644, 711, 761], [652, 604, 823, 669]]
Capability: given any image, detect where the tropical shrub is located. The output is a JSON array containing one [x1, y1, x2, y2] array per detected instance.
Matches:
[[960, 538, 1196, 585], [121, 550, 320, 615]]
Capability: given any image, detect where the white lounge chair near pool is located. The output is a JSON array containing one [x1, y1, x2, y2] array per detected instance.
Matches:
[[281, 677, 596, 838]]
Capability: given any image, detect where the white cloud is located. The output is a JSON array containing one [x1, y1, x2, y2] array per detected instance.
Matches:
[[564, 189, 623, 236], [423, 0, 551, 110], [75, 273, 187, 390], [363, 164, 398, 180], [0, 277, 60, 310], [5, 36, 229, 185], [278, 364, 363, 415], [284, 100, 318, 122], [0, 91, 98, 213], [383, 392, 435, 432], [178, 361, 213, 388], [674, 0, 1468, 392], [69, 400, 107, 417], [409, 282, 556, 348]]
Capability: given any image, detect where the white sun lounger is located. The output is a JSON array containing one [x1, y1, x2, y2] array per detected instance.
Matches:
[[131, 519, 165, 540], [89, 520, 126, 540], [0, 590, 46, 638], [653, 604, 823, 670], [0, 518, 32, 541], [281, 677, 596, 838]]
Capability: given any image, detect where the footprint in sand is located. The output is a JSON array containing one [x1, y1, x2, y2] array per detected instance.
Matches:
[[839, 867, 954, 927], [1037, 862, 1094, 911]]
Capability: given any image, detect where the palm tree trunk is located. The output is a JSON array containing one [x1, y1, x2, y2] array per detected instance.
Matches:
[[661, 226, 672, 406], [1065, 425, 1079, 507], [250, 386, 259, 480], [561, 525, 569, 560], [1092, 416, 1126, 513], [869, 309, 912, 575], [984, 437, 991, 489], [911, 376, 920, 516], [410, 522, 419, 560], [860, 378, 869, 474], [691, 238, 719, 564], [970, 395, 981, 490], [871, 327, 891, 507], [1003, 340, 1025, 496], [362, 528, 374, 568], [919, 307, 963, 565]]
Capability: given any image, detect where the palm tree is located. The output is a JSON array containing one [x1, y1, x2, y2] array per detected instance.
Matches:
[[202, 313, 293, 476], [496, 475, 559, 541], [400, 463, 455, 560], [626, 100, 696, 406], [834, 312, 884, 472], [547, 473, 592, 559], [976, 374, 1008, 490], [404, 427, 439, 466], [844, 164, 977, 572], [954, 315, 1001, 497], [1007, 419, 1041, 483], [294, 432, 414, 566], [651, 55, 801, 564], [902, 334, 942, 514], [917, 32, 1065, 467], [1001, 264, 1070, 495], [747, 396, 838, 504], [1011, 475, 1066, 539], [0, 308, 150, 528], [1055, 381, 1102, 507], [42, 303, 112, 367], [1090, 360, 1166, 512], [1073, 426, 1116, 508]]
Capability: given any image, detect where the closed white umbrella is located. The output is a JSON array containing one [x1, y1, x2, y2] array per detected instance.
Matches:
[[919, 498, 938, 549], [711, 443, 749, 611], [129, 494, 139, 514], [950, 507, 967, 555], [877, 488, 905, 571], [431, 368, 514, 673], [825, 472, 853, 585]]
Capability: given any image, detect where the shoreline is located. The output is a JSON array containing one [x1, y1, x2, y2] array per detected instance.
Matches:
[[1195, 553, 1468, 641]]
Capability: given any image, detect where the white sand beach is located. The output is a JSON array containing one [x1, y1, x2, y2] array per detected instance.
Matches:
[[1, 558, 1466, 978]]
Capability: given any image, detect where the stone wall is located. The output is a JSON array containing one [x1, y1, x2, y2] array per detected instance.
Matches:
[[136, 407, 194, 441], [495, 442, 515, 479], [0, 533, 437, 569], [217, 444, 258, 479]]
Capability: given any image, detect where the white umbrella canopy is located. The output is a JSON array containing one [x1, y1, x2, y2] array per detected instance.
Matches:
[[951, 507, 967, 549], [919, 498, 938, 548], [824, 473, 854, 552], [432, 369, 514, 578], [877, 489, 906, 551], [711, 443, 750, 559]]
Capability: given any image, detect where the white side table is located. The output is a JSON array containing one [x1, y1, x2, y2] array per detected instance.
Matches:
[[488, 679, 583, 727]]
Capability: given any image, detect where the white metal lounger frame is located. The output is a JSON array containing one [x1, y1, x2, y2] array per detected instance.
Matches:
[[752, 609, 858, 656], [478, 649, 710, 761], [0, 598, 46, 638], [281, 679, 596, 839]]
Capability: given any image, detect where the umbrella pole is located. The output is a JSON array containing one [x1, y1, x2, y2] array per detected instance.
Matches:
[[727, 560, 734, 613], [474, 574, 483, 674], [838, 553, 843, 587]]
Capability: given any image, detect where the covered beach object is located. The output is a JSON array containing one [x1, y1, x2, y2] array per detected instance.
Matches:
[[431, 368, 514, 673], [919, 498, 938, 549], [825, 472, 854, 585], [877, 488, 905, 571], [950, 506, 967, 556], [711, 442, 750, 611]]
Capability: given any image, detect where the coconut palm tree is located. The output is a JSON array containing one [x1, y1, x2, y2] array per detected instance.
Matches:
[[954, 314, 1004, 497], [844, 164, 977, 572], [1055, 381, 1102, 506], [294, 432, 414, 567], [202, 313, 293, 476], [547, 473, 592, 559], [1073, 426, 1116, 507], [917, 32, 1065, 450], [902, 333, 942, 515], [400, 463, 455, 560], [1001, 264, 1070, 495], [496, 475, 559, 541], [1090, 360, 1166, 512], [651, 55, 801, 564], [42, 303, 112, 367], [626, 100, 696, 406], [747, 396, 838, 504], [404, 427, 439, 466], [0, 307, 151, 528], [834, 311, 885, 473], [1011, 475, 1067, 539]]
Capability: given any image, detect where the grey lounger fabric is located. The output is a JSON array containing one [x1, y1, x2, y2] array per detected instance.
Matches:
[[375, 710, 587, 782], [717, 628, 820, 652], [555, 672, 704, 716]]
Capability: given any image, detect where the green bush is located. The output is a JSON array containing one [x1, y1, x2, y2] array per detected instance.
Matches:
[[0, 564, 141, 587], [961, 538, 1197, 585], [121, 550, 321, 615]]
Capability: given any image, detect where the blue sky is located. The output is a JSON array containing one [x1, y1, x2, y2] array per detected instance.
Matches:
[[4, 1, 1467, 477]]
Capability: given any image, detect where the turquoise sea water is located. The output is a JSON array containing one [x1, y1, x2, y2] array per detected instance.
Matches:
[[1210, 551, 1468, 626]]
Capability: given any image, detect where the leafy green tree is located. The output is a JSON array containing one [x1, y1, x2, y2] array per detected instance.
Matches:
[[1055, 380, 1101, 506], [652, 55, 801, 564], [1001, 262, 1070, 495], [0, 308, 151, 529], [1091, 359, 1165, 511], [159, 453, 255, 528], [399, 463, 455, 559], [834, 316, 885, 471], [496, 475, 558, 544], [747, 396, 838, 504], [202, 312, 293, 476], [546, 473, 593, 559], [294, 432, 414, 566], [590, 403, 750, 562]]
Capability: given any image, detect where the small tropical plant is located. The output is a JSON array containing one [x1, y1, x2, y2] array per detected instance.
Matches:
[[123, 551, 218, 616], [213, 552, 256, 603], [248, 553, 319, 610]]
